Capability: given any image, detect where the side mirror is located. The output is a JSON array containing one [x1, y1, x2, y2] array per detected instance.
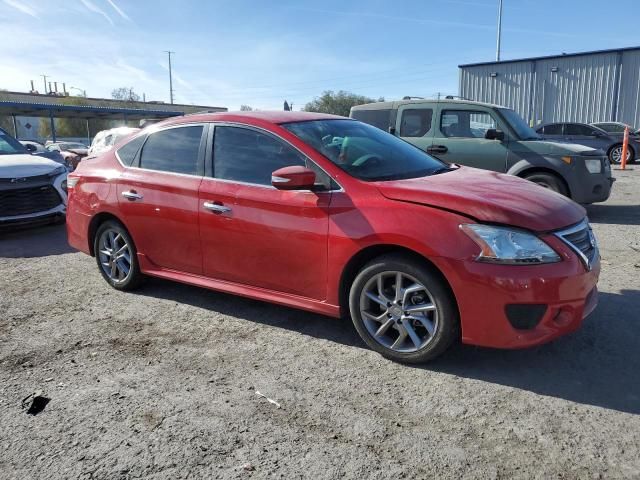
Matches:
[[271, 166, 316, 190], [25, 143, 37, 152], [485, 128, 505, 141], [388, 126, 396, 135]]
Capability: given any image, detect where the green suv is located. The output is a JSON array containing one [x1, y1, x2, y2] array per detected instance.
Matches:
[[351, 99, 613, 203]]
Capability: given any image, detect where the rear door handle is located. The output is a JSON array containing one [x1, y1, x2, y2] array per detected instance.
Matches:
[[426, 145, 448, 154], [203, 201, 232, 214], [122, 190, 143, 200]]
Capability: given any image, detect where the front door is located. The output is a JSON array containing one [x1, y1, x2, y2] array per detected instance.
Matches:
[[117, 124, 206, 274], [199, 125, 331, 300], [430, 106, 509, 172]]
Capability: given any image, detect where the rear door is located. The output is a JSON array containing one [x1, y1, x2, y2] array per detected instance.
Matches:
[[430, 104, 509, 171], [395, 103, 437, 153], [116, 124, 206, 274], [199, 124, 332, 300], [538, 123, 565, 141]]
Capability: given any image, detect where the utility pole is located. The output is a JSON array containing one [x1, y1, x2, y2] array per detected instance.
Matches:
[[496, 0, 503, 61], [164, 50, 175, 104], [40, 74, 48, 93]]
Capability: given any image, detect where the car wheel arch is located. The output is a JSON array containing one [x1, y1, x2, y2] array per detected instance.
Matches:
[[514, 166, 572, 198], [337, 244, 458, 319], [88, 212, 130, 257]]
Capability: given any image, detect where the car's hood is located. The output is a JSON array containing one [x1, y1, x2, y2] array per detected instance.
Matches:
[[0, 154, 64, 178], [518, 140, 600, 155], [67, 148, 88, 155], [375, 166, 585, 232]]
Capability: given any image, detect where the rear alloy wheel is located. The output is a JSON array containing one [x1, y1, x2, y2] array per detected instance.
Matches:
[[523, 172, 569, 197], [94, 220, 143, 291], [608, 144, 634, 164], [349, 254, 459, 363]]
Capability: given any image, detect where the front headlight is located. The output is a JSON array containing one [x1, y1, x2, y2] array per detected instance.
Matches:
[[50, 165, 67, 177], [460, 224, 561, 264], [585, 159, 602, 174]]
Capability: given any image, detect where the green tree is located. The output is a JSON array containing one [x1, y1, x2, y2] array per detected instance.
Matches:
[[240, 105, 254, 111], [303, 90, 383, 117]]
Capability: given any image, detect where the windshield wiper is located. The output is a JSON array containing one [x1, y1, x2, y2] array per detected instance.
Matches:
[[431, 166, 454, 175]]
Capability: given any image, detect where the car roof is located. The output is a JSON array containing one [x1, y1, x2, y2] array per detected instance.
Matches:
[[157, 111, 346, 129], [351, 98, 507, 111]]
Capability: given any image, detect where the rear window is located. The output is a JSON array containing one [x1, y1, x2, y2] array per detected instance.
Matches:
[[400, 109, 433, 137], [540, 124, 563, 135], [351, 109, 391, 131], [116, 135, 146, 166], [139, 126, 203, 175]]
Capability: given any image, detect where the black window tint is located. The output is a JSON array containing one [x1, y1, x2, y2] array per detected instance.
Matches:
[[214, 126, 306, 185], [566, 124, 594, 136], [116, 135, 146, 166], [441, 110, 496, 138], [400, 109, 433, 137], [139, 126, 203, 175], [541, 124, 563, 135], [351, 109, 391, 131]]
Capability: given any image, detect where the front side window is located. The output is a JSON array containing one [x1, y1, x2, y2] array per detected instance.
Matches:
[[213, 126, 306, 185], [139, 126, 203, 175], [283, 119, 447, 182], [440, 110, 497, 138], [400, 109, 433, 137]]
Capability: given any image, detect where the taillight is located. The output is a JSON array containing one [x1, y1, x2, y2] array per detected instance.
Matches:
[[66, 177, 80, 188]]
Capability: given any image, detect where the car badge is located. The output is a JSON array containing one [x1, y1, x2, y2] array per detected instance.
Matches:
[[10, 177, 27, 183]]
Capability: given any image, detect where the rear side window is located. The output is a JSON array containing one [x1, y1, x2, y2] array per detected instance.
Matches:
[[139, 126, 204, 175], [540, 124, 563, 135], [566, 124, 594, 136], [213, 126, 306, 185], [400, 109, 433, 137], [351, 109, 391, 131], [116, 135, 146, 166], [441, 110, 496, 138]]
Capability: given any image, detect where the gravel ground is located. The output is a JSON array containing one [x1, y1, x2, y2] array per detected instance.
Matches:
[[1, 169, 639, 479]]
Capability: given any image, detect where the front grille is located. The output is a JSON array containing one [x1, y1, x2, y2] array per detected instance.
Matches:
[[555, 220, 598, 270], [0, 185, 62, 217]]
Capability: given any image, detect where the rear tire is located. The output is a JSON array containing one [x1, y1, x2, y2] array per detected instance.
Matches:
[[348, 253, 459, 364], [608, 144, 634, 164], [94, 220, 144, 291], [523, 172, 569, 197]]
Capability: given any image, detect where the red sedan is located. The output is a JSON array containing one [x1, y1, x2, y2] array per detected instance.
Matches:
[[66, 112, 600, 363]]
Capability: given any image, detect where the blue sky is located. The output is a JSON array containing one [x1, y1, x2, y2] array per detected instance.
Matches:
[[1, 0, 639, 110]]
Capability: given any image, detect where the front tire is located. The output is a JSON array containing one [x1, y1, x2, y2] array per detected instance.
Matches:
[[348, 254, 459, 364], [523, 172, 569, 197], [94, 220, 144, 291]]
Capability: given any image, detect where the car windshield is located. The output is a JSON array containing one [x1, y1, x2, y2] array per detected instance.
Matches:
[[282, 119, 449, 181], [0, 132, 28, 156], [498, 108, 540, 140]]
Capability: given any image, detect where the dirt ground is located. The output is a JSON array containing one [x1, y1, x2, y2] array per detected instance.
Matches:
[[1, 169, 639, 479]]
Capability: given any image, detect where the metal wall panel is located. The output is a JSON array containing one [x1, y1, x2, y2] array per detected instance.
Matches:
[[460, 48, 640, 127]]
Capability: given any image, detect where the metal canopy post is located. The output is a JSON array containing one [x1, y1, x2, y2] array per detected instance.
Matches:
[[86, 119, 90, 145], [11, 115, 18, 138], [49, 110, 56, 142]]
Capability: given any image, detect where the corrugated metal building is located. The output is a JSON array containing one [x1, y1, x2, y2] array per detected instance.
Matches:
[[459, 46, 640, 127]]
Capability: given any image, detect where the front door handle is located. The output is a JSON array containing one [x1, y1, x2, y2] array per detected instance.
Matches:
[[122, 190, 143, 200], [427, 145, 448, 154], [203, 201, 232, 214]]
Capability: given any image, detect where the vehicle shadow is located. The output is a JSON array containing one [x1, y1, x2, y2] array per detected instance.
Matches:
[[0, 223, 74, 258], [139, 278, 640, 414], [586, 204, 640, 226]]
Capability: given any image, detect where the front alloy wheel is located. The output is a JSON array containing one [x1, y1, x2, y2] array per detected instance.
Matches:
[[349, 254, 459, 363]]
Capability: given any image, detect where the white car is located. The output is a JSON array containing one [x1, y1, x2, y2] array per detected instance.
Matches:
[[88, 127, 139, 156], [1, 129, 68, 227]]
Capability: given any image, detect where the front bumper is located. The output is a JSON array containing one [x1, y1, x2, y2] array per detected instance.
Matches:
[[568, 156, 613, 204], [435, 235, 600, 349], [0, 173, 67, 227]]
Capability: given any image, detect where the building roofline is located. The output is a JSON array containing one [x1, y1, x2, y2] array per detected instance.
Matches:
[[459, 45, 640, 68]]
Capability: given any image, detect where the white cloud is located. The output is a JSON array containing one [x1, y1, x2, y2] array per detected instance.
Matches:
[[2, 0, 38, 18], [79, 0, 114, 26]]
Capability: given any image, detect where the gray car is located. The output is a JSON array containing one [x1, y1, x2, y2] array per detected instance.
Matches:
[[536, 122, 638, 164]]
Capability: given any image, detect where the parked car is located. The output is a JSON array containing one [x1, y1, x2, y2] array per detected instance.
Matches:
[[88, 127, 139, 157], [14, 136, 67, 165], [350, 99, 613, 204], [46, 142, 89, 170], [537, 122, 638, 165], [67, 111, 599, 363], [1, 129, 68, 227]]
